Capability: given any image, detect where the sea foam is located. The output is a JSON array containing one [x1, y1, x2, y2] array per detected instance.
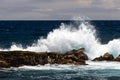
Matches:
[[1, 21, 120, 59], [7, 61, 120, 71]]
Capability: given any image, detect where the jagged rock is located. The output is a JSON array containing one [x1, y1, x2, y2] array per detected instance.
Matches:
[[93, 56, 103, 61], [0, 48, 88, 68], [65, 48, 88, 60], [93, 52, 114, 61], [102, 53, 114, 61], [115, 55, 120, 61], [0, 51, 48, 67]]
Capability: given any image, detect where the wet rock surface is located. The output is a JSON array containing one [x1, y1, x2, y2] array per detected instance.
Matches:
[[115, 55, 120, 61], [0, 60, 9, 68], [0, 48, 88, 68], [93, 52, 114, 61]]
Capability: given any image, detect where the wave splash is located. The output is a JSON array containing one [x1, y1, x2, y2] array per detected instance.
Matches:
[[1, 21, 120, 59]]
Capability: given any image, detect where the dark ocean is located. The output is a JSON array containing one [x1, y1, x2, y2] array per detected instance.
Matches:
[[0, 20, 120, 80], [0, 20, 120, 48]]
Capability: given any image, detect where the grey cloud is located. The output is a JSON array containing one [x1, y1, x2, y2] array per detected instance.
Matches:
[[0, 0, 120, 20]]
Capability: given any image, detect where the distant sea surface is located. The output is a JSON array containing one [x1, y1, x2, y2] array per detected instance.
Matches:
[[0, 20, 120, 48]]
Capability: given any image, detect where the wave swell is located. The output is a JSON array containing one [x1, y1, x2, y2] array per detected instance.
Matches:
[[1, 21, 120, 59]]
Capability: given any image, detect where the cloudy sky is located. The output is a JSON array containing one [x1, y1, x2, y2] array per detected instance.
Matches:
[[0, 0, 120, 20]]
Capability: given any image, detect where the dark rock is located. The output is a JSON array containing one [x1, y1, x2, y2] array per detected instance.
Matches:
[[115, 55, 120, 61], [102, 53, 114, 61], [65, 48, 88, 60], [93, 52, 114, 61], [0, 51, 48, 67], [0, 48, 88, 68], [0, 60, 9, 68], [93, 56, 103, 61]]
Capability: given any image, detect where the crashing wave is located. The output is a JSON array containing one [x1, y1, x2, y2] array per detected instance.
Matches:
[[0, 20, 120, 59]]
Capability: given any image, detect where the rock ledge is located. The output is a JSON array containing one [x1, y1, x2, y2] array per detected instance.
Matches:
[[0, 48, 88, 68]]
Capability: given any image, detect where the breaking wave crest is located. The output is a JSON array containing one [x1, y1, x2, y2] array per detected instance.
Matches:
[[1, 20, 120, 59]]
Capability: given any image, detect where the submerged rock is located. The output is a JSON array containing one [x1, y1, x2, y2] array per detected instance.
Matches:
[[93, 52, 114, 61], [0, 48, 88, 68]]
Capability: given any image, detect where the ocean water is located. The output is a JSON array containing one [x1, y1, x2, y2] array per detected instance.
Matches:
[[0, 20, 120, 80]]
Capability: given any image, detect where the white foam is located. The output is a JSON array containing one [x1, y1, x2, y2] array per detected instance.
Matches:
[[0, 20, 120, 59], [6, 61, 120, 71], [85, 61, 120, 70], [17, 64, 74, 70]]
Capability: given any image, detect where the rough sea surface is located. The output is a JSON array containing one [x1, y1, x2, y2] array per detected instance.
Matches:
[[0, 20, 120, 80]]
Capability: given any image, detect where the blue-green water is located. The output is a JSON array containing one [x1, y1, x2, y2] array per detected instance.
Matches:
[[1, 61, 120, 80]]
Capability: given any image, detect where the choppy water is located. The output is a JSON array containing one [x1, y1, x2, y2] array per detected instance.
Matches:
[[0, 20, 120, 80], [1, 61, 120, 80]]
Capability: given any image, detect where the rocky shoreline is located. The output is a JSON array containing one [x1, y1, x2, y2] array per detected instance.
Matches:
[[0, 48, 88, 68], [1, 48, 120, 68]]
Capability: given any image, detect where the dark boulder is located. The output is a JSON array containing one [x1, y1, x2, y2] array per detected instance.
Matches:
[[102, 53, 114, 61], [93, 56, 103, 61], [61, 48, 88, 65], [65, 48, 88, 60], [93, 52, 114, 61]]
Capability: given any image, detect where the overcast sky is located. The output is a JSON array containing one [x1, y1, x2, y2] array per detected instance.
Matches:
[[0, 0, 120, 20]]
